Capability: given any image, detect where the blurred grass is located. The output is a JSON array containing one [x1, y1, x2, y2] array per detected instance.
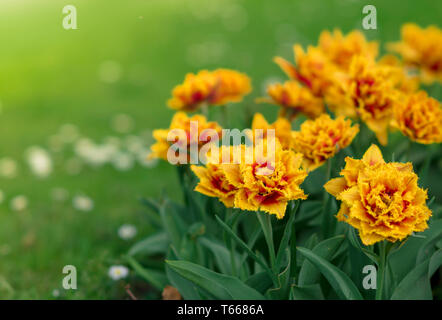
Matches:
[[0, 0, 440, 299]]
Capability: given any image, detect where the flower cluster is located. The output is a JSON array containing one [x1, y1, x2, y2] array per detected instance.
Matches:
[[192, 141, 308, 218], [168, 69, 251, 111], [292, 114, 359, 171], [270, 29, 379, 108], [324, 145, 432, 245], [150, 112, 222, 163], [388, 23, 442, 84], [268, 27, 442, 147]]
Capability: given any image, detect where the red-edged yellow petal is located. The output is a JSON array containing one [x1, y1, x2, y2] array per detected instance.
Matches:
[[362, 144, 385, 166], [324, 177, 348, 198]]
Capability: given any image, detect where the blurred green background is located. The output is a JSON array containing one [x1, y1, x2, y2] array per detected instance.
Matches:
[[0, 0, 440, 299]]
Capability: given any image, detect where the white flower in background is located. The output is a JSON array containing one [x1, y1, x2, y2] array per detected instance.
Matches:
[[118, 224, 137, 240], [111, 114, 134, 133], [72, 195, 94, 212], [74, 138, 94, 157], [108, 265, 129, 280], [59, 124, 80, 143], [0, 189, 4, 204], [51, 188, 69, 202], [98, 60, 122, 84], [126, 135, 145, 154], [104, 136, 122, 148], [112, 152, 134, 171], [52, 289, 60, 298], [74, 139, 117, 167], [10, 195, 28, 212], [26, 146, 53, 178], [137, 151, 158, 168], [0, 157, 18, 178]]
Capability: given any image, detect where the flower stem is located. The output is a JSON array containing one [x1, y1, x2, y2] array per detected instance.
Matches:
[[376, 241, 387, 300], [257, 212, 276, 272], [321, 158, 333, 239]]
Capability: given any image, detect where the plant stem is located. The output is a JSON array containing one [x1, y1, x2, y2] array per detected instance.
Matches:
[[321, 158, 333, 239], [289, 217, 297, 278], [376, 241, 387, 300], [257, 212, 276, 272], [176, 165, 189, 206], [224, 209, 238, 276]]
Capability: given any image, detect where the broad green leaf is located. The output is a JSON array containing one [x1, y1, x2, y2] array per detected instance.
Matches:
[[275, 201, 299, 272], [347, 227, 379, 265], [390, 258, 432, 300], [297, 247, 363, 300], [165, 247, 201, 300], [256, 212, 276, 271], [199, 237, 240, 275], [295, 200, 322, 225], [215, 215, 275, 284], [267, 248, 291, 299], [139, 197, 162, 226], [245, 271, 273, 294], [128, 231, 169, 256], [166, 260, 266, 300], [298, 235, 345, 286], [389, 219, 442, 285], [428, 248, 442, 279], [126, 256, 168, 291], [416, 229, 442, 264], [297, 233, 319, 267], [160, 200, 187, 249], [290, 284, 324, 300], [140, 197, 161, 214]]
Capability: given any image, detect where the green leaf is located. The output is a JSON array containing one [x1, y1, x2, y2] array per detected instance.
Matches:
[[416, 229, 442, 264], [267, 248, 291, 299], [297, 247, 363, 300], [295, 200, 322, 225], [275, 201, 299, 272], [347, 227, 379, 265], [389, 219, 442, 285], [256, 212, 276, 271], [139, 197, 162, 226], [165, 247, 201, 300], [166, 260, 266, 300], [245, 271, 273, 294], [215, 215, 275, 284], [390, 258, 433, 300], [128, 232, 169, 256], [298, 235, 345, 286], [428, 248, 442, 280], [199, 237, 240, 275], [140, 197, 161, 214], [160, 200, 187, 249], [290, 284, 324, 300], [126, 256, 168, 291]]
